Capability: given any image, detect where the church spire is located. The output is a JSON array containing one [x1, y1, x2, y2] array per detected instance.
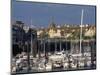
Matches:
[[49, 16, 56, 28]]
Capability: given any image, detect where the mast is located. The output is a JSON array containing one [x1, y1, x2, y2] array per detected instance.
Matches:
[[30, 19, 33, 55], [80, 9, 84, 54]]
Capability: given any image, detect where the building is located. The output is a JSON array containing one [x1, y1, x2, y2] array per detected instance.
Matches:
[[12, 21, 37, 56], [36, 21, 96, 55]]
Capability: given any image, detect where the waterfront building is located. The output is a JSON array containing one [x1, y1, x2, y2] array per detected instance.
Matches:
[[12, 21, 37, 56], [36, 21, 96, 57]]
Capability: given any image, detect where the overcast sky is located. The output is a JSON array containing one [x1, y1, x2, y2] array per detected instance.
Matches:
[[12, 0, 96, 27]]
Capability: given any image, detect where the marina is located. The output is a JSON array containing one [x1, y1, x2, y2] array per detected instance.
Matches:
[[11, 1, 96, 74]]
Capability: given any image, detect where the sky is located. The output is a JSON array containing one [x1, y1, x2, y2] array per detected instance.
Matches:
[[11, 0, 96, 28]]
